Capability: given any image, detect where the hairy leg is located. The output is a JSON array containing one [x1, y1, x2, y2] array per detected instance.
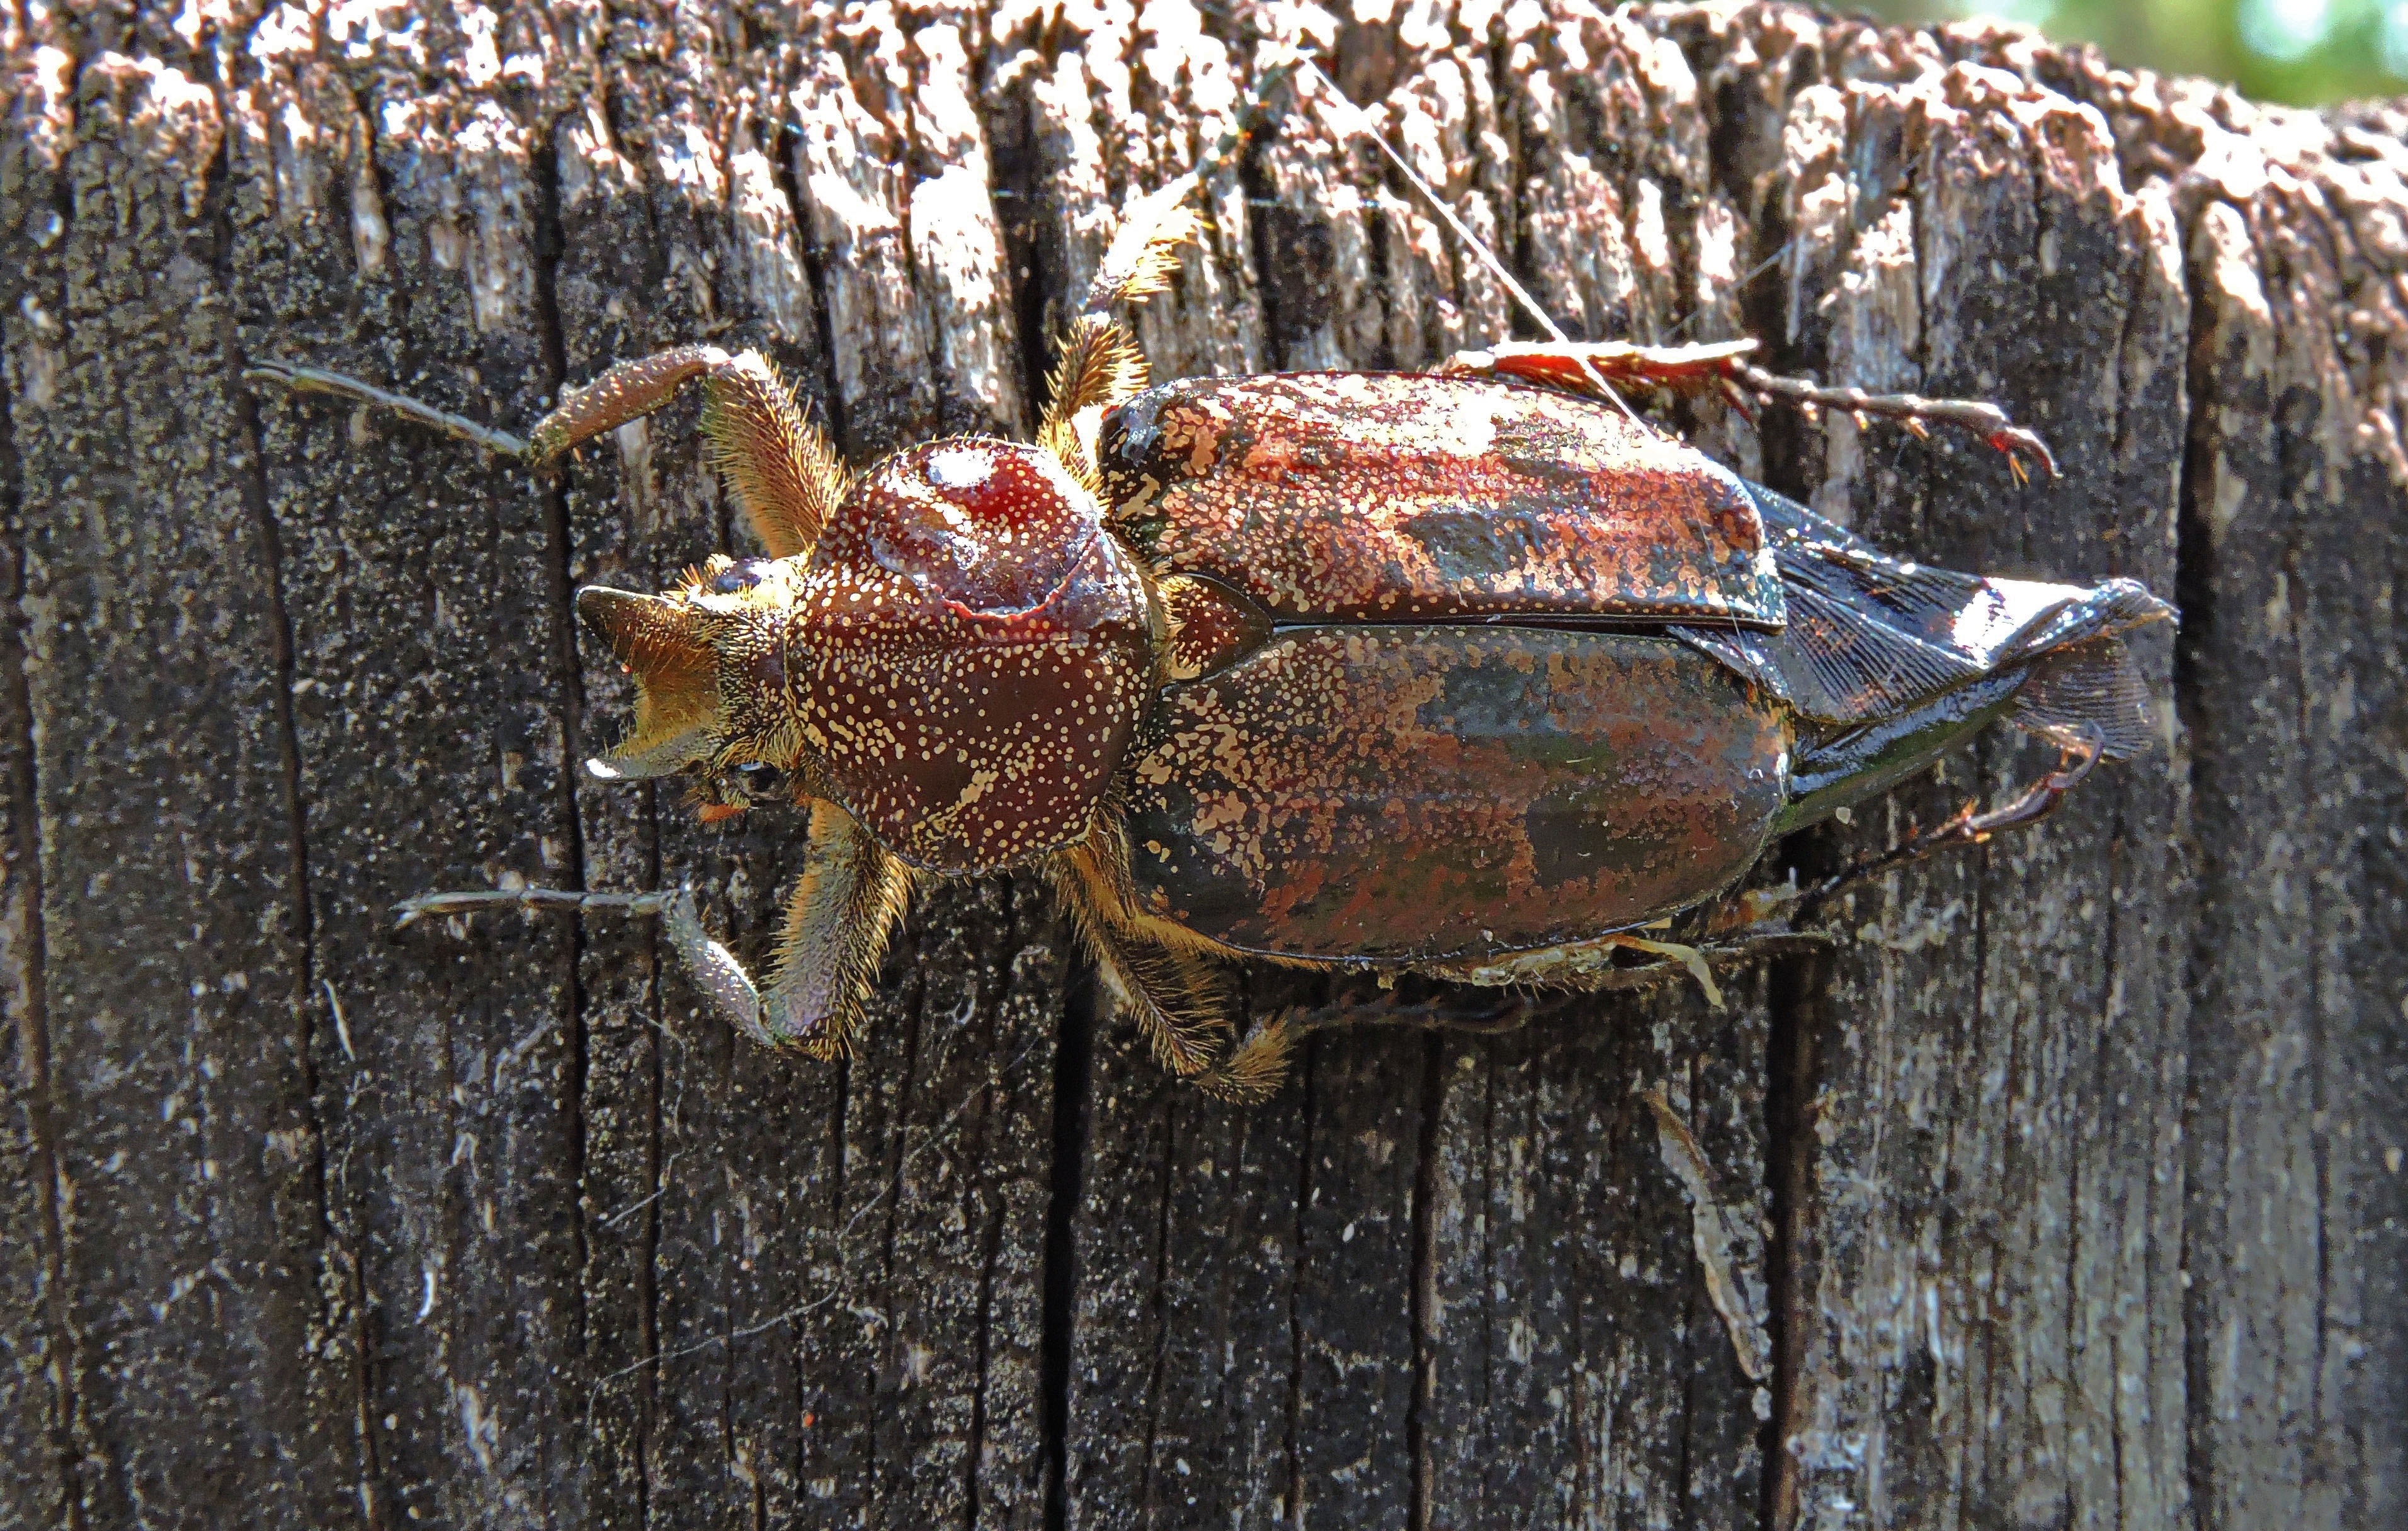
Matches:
[[396, 885, 780, 1046], [390, 799, 912, 1055], [1050, 818, 1302, 1100], [1038, 176, 1207, 482], [1050, 832, 1232, 1078], [762, 801, 916, 1057], [248, 344, 843, 556]]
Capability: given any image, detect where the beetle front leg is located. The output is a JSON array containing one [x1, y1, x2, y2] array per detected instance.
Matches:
[[1439, 339, 2059, 481], [392, 803, 911, 1054], [759, 801, 916, 1058], [395, 885, 781, 1046], [247, 344, 846, 556]]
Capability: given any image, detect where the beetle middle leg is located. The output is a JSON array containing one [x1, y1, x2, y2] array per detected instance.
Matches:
[[1438, 338, 2059, 482], [1050, 827, 1234, 1078], [1049, 817, 1300, 1100], [248, 344, 845, 557], [1037, 174, 1210, 482]]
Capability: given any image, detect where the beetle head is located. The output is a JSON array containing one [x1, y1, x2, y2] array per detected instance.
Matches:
[[577, 555, 806, 785], [579, 438, 1156, 876]]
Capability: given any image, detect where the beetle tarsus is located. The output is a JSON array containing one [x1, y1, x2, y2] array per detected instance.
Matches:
[[1439, 339, 2060, 478], [1191, 1017, 1295, 1104], [393, 886, 671, 925], [1797, 727, 2106, 918], [246, 361, 533, 458]]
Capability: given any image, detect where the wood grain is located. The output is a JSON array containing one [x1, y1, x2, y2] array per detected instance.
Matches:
[[3, 3, 2399, 1527]]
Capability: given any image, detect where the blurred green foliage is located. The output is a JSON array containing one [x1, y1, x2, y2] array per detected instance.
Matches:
[[1864, 0, 2408, 105]]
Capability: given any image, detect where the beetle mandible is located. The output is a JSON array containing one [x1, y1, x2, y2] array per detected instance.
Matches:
[[248, 62, 2171, 1100]]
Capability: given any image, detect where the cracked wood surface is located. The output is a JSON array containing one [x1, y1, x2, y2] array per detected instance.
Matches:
[[2, 3, 2401, 1528]]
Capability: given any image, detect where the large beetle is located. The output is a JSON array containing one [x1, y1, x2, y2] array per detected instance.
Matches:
[[252, 175, 2169, 1099]]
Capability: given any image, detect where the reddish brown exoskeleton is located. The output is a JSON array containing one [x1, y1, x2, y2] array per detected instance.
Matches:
[[249, 71, 2169, 1099]]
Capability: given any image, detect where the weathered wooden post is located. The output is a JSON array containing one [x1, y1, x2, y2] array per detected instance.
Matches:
[[4, 3, 2399, 1526]]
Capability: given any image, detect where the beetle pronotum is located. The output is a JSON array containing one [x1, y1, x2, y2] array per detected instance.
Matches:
[[250, 51, 2170, 1099]]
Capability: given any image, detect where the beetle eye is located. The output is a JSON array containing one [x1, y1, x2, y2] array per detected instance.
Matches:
[[711, 558, 775, 594]]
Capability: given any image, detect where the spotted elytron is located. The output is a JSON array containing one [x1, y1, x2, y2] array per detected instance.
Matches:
[[249, 74, 2169, 1099]]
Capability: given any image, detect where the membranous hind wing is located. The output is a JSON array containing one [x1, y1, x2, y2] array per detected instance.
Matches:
[[1674, 484, 2171, 830]]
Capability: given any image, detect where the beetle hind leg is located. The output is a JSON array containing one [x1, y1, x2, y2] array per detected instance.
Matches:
[[1439, 339, 2057, 481]]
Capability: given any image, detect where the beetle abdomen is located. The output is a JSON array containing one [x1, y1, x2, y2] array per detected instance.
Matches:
[[1122, 627, 1791, 963], [1100, 374, 1785, 629]]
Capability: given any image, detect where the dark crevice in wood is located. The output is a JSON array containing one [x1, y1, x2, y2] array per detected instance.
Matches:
[[633, 797, 665, 1524], [1759, 949, 1824, 1531], [0, 192, 84, 1531], [2091, 236, 2165, 1531], [589, 79, 676, 1520], [210, 137, 366, 1531], [1239, 118, 1290, 374], [201, 95, 379, 1528], [983, 60, 1060, 444], [2098, 798, 2129, 1528], [1404, 1034, 1444, 1531], [1487, 23, 1536, 347], [532, 110, 597, 1360], [1366, 178, 1398, 374], [327, 73, 399, 1530], [1039, 961, 1096, 1531], [2279, 470, 2334, 1469], [877, 922, 934, 1380], [773, 121, 853, 458], [1700, 47, 1822, 1530], [2170, 198, 2225, 1531], [1281, 1042, 1317, 1530], [1965, 760, 1998, 1515], [1730, 101, 1809, 504], [1133, 1092, 1178, 1519], [963, 1146, 1007, 1531]]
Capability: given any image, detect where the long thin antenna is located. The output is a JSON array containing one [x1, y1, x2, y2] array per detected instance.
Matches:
[[1285, 55, 1645, 427]]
